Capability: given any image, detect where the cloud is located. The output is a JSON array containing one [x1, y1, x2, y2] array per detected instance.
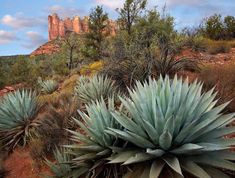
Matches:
[[46, 5, 84, 18], [96, 0, 124, 9], [1, 14, 46, 29], [22, 31, 47, 49], [167, 0, 201, 6], [0, 30, 19, 44]]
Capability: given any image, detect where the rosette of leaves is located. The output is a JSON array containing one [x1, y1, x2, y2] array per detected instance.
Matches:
[[0, 90, 39, 150], [106, 76, 235, 178], [45, 147, 84, 178], [64, 98, 124, 178], [38, 78, 58, 94], [74, 75, 118, 104]]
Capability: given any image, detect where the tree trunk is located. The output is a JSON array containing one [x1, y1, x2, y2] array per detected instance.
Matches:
[[69, 48, 73, 69]]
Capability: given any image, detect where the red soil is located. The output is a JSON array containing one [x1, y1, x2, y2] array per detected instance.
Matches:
[[4, 147, 52, 178]]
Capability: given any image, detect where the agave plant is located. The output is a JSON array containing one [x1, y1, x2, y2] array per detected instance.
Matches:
[[64, 98, 123, 178], [38, 78, 58, 94], [106, 76, 235, 178], [45, 147, 82, 178], [74, 75, 118, 104], [0, 90, 39, 150]]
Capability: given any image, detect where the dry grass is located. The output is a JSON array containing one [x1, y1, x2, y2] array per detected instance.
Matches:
[[198, 63, 235, 112], [204, 39, 231, 54]]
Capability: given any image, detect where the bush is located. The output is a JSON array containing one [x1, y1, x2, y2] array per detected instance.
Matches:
[[51, 58, 70, 76], [80, 60, 104, 75], [205, 40, 231, 54], [100, 59, 147, 91], [184, 35, 207, 52]]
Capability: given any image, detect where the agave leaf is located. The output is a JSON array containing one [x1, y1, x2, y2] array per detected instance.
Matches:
[[197, 126, 235, 141], [180, 159, 211, 178], [123, 153, 154, 165], [150, 160, 165, 178], [203, 166, 231, 178], [111, 111, 145, 137], [207, 138, 235, 147], [64, 145, 104, 152], [96, 149, 111, 156], [159, 131, 172, 150], [146, 148, 165, 157], [107, 128, 155, 148], [139, 165, 150, 178], [207, 151, 235, 160], [196, 113, 235, 138], [108, 150, 139, 164], [73, 153, 98, 161], [170, 143, 203, 154], [142, 119, 159, 143], [185, 103, 232, 142], [163, 156, 183, 176], [196, 143, 229, 152], [190, 155, 235, 171]]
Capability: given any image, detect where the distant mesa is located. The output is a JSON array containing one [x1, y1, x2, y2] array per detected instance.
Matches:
[[48, 13, 118, 41]]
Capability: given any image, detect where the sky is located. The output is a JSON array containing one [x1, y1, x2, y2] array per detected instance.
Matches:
[[0, 0, 235, 56]]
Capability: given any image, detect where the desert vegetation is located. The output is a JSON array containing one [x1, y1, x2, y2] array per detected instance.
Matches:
[[0, 0, 235, 177]]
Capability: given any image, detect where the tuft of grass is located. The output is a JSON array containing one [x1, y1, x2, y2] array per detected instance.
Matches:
[[205, 39, 231, 54]]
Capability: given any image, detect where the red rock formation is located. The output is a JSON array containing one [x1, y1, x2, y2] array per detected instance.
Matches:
[[48, 13, 118, 41], [30, 41, 60, 56]]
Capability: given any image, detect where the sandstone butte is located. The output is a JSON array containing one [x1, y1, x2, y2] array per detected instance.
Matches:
[[31, 13, 118, 56]]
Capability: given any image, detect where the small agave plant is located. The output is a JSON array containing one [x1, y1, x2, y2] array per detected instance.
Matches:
[[106, 75, 235, 178], [74, 75, 118, 104], [0, 90, 39, 150], [38, 78, 58, 94], [63, 98, 123, 178], [45, 147, 76, 178]]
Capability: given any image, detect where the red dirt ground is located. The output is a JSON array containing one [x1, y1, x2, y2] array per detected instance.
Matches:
[[4, 147, 52, 178]]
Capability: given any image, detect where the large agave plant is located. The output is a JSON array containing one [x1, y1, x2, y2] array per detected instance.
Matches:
[[0, 90, 39, 150], [38, 78, 58, 94], [74, 75, 118, 104], [107, 76, 235, 178], [64, 98, 123, 178]]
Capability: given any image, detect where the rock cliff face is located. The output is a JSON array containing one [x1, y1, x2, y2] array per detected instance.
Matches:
[[31, 13, 118, 56], [48, 13, 118, 41]]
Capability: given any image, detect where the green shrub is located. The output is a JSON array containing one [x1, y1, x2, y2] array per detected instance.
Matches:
[[206, 40, 231, 54], [74, 75, 118, 104], [0, 90, 39, 150], [184, 35, 207, 52], [51, 58, 70, 76], [106, 76, 235, 177]]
